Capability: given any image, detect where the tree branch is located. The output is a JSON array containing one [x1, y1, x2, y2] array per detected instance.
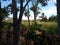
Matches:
[[24, 0, 31, 9]]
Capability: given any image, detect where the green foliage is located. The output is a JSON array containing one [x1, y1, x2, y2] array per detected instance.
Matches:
[[46, 24, 57, 35], [1, 20, 58, 45], [0, 8, 8, 29], [48, 15, 57, 22], [40, 22, 57, 34], [21, 21, 57, 35], [24, 21, 58, 45], [42, 16, 47, 22], [7, 4, 19, 14], [3, 22, 10, 30], [0, 8, 8, 18], [30, 23, 41, 32], [0, 20, 3, 28], [25, 23, 42, 41], [40, 13, 47, 22], [30, 2, 40, 15]]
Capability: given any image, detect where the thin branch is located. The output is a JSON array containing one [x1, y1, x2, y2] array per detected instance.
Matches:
[[24, 0, 31, 9]]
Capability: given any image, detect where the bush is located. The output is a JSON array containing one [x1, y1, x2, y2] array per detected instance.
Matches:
[[29, 23, 42, 32]]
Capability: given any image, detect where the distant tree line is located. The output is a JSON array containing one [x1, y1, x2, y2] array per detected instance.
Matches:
[[48, 15, 57, 22], [40, 14, 57, 22]]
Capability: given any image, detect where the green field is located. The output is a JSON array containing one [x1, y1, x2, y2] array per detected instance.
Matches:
[[3, 20, 58, 35], [21, 21, 58, 35], [1, 20, 58, 45]]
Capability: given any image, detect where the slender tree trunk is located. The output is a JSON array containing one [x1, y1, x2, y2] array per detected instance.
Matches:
[[32, 11, 37, 24], [12, 0, 24, 45], [34, 13, 37, 30], [0, 1, 2, 45], [19, 1, 23, 24], [57, 0, 60, 38], [28, 17, 30, 27], [34, 12, 37, 24], [0, 1, 1, 9], [7, 23, 12, 45], [12, 0, 18, 45], [57, 0, 60, 37], [12, 0, 30, 45]]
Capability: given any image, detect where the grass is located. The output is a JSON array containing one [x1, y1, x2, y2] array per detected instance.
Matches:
[[21, 21, 58, 45], [21, 21, 58, 34], [39, 22, 58, 34], [1, 20, 58, 45], [3, 20, 58, 35]]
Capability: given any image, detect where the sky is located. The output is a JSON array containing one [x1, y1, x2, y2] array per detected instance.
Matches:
[[1, 0, 57, 20]]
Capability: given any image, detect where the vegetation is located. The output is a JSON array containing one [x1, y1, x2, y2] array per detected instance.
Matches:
[[21, 21, 57, 34], [20, 21, 58, 45], [48, 15, 57, 22], [0, 18, 59, 45], [0, 8, 8, 28], [0, 0, 60, 45]]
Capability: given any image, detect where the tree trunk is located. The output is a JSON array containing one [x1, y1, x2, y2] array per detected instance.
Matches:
[[12, 0, 24, 45], [0, 1, 1, 9], [28, 16, 30, 27], [57, 0, 60, 38], [13, 22, 20, 45], [7, 23, 13, 45], [34, 13, 37, 24], [12, 0, 30, 45], [0, 1, 2, 45], [57, 1, 60, 45], [12, 0, 18, 45]]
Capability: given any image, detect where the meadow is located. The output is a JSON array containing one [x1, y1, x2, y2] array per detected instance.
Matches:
[[21, 20, 58, 35], [1, 20, 59, 45], [20, 21, 59, 45]]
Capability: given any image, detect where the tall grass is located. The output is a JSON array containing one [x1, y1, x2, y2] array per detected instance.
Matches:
[[22, 21, 58, 35], [39, 22, 58, 34]]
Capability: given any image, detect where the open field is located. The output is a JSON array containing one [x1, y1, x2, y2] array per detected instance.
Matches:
[[3, 20, 58, 34], [1, 20, 59, 45], [21, 21, 57, 34]]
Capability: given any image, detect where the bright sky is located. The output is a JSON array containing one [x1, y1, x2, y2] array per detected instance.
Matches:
[[1, 0, 57, 20]]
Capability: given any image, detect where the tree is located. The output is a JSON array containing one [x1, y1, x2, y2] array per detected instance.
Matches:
[[40, 13, 47, 22], [0, 8, 8, 28], [0, 0, 1, 9], [12, 0, 49, 45], [30, 0, 40, 23], [12, 0, 18, 45], [42, 16, 47, 22], [48, 15, 57, 22], [12, 0, 31, 45], [57, 0, 60, 38], [0, 0, 8, 28], [24, 4, 30, 27], [0, 0, 8, 45], [10, 0, 48, 45], [30, 0, 48, 23], [0, 0, 49, 45]]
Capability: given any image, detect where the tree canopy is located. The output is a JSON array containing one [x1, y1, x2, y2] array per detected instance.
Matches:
[[0, 8, 8, 28]]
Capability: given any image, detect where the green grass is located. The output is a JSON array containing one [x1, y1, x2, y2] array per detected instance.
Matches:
[[21, 21, 58, 34], [39, 22, 57, 34], [3, 20, 58, 35]]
